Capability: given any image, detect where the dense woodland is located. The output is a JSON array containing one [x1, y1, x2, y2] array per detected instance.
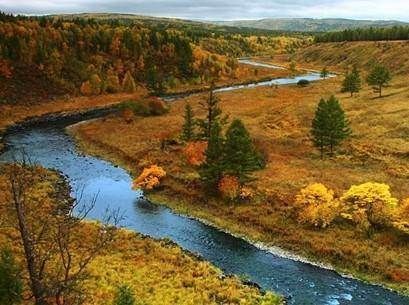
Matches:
[[0, 12, 308, 103], [315, 25, 409, 42]]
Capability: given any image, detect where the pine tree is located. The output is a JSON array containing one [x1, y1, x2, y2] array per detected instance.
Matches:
[[106, 70, 121, 93], [341, 66, 361, 97], [113, 285, 135, 305], [181, 103, 195, 141], [0, 248, 22, 305], [311, 96, 351, 158], [197, 83, 227, 140], [366, 64, 391, 97], [122, 71, 137, 93], [199, 122, 224, 190], [222, 119, 263, 182], [320, 67, 329, 79]]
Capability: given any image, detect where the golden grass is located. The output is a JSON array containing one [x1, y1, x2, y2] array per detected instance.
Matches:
[[0, 166, 280, 305], [258, 41, 409, 75], [71, 69, 409, 294]]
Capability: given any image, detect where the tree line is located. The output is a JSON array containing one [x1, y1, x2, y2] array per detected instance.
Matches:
[[315, 26, 409, 43]]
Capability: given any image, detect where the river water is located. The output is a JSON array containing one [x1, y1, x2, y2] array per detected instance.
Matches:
[[1, 62, 408, 305]]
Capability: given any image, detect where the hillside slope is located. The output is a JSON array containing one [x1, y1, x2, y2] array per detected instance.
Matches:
[[214, 18, 408, 32], [293, 41, 409, 74]]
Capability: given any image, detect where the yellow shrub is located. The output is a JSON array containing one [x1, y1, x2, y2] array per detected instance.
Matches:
[[340, 182, 398, 229], [392, 199, 409, 236], [295, 183, 338, 228], [133, 165, 166, 191]]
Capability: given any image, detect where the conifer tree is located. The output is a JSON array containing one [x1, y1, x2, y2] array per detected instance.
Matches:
[[320, 67, 329, 79], [181, 103, 195, 141], [199, 122, 224, 190], [113, 285, 135, 305], [341, 66, 361, 97], [122, 71, 137, 93], [197, 83, 227, 140], [222, 119, 263, 182], [366, 64, 391, 97], [106, 70, 121, 93], [0, 248, 22, 305], [311, 96, 351, 158]]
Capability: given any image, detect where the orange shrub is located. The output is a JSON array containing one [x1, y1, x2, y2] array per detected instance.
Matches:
[[0, 59, 12, 78], [218, 175, 241, 201], [183, 141, 208, 166], [148, 97, 168, 115], [121, 108, 134, 124], [132, 165, 166, 191], [80, 81, 93, 96]]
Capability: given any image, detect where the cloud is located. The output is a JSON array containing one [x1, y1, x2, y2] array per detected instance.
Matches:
[[1, 0, 408, 21]]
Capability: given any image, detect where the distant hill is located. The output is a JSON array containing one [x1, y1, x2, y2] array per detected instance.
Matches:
[[212, 18, 409, 32]]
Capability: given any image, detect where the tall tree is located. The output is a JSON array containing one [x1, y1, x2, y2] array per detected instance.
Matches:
[[199, 122, 225, 191], [113, 285, 135, 305], [4, 163, 120, 305], [341, 66, 361, 97], [311, 96, 351, 158], [366, 64, 391, 97], [197, 83, 227, 140], [320, 67, 329, 79], [0, 248, 22, 305], [222, 119, 263, 182], [181, 103, 195, 141], [122, 71, 137, 93]]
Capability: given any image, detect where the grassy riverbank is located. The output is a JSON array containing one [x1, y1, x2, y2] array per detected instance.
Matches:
[[70, 72, 409, 296], [0, 164, 283, 305]]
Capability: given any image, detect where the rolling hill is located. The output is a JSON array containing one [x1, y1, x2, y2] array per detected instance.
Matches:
[[213, 18, 409, 32]]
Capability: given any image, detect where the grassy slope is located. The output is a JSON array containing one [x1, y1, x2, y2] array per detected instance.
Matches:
[[70, 66, 409, 295], [0, 166, 281, 305], [296, 41, 409, 75]]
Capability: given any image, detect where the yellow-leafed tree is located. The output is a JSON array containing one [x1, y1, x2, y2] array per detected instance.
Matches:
[[133, 165, 166, 191], [340, 182, 398, 230], [122, 71, 137, 93], [295, 183, 339, 228]]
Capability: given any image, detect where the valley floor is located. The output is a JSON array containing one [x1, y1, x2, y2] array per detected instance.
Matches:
[[70, 70, 409, 295]]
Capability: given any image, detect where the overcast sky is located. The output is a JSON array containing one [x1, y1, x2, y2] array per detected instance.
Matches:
[[1, 0, 409, 21]]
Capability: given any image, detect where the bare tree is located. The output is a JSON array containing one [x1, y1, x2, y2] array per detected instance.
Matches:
[[4, 162, 121, 305]]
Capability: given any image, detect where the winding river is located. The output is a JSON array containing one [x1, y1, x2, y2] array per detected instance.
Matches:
[[1, 61, 408, 305]]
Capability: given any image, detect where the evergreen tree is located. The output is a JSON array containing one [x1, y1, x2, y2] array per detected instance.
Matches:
[[113, 285, 135, 305], [106, 70, 121, 93], [197, 84, 227, 140], [366, 64, 391, 98], [122, 71, 137, 93], [181, 103, 195, 141], [0, 248, 22, 305], [320, 67, 329, 79], [311, 96, 351, 158], [222, 119, 263, 182], [341, 66, 361, 97], [199, 122, 225, 190]]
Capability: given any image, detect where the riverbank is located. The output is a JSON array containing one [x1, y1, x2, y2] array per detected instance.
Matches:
[[68, 75, 409, 297], [0, 164, 283, 305]]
